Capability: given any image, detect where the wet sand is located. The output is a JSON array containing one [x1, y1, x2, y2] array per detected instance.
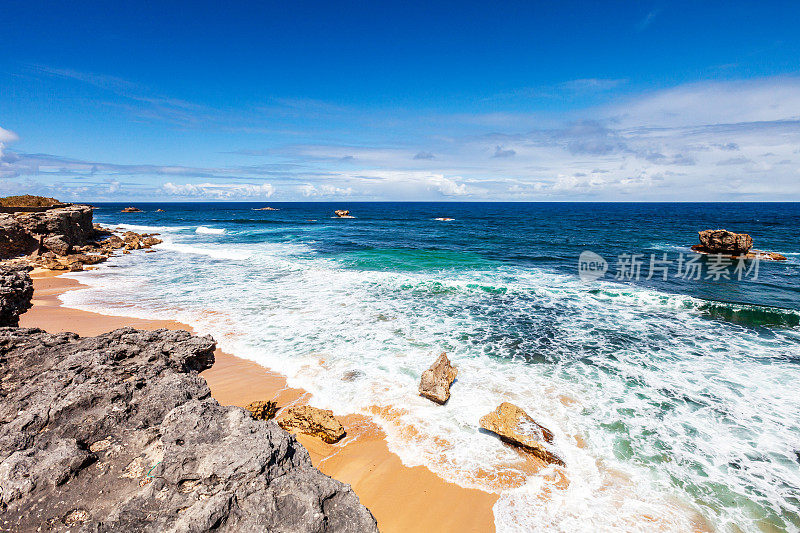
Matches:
[[20, 270, 499, 533]]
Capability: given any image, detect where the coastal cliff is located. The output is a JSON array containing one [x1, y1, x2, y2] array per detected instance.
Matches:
[[0, 204, 95, 259], [0, 269, 378, 531]]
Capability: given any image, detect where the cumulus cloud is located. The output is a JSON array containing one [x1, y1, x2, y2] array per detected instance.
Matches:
[[162, 182, 275, 199]]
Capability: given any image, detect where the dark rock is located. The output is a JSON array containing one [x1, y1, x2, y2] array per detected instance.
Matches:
[[42, 235, 71, 255], [0, 266, 33, 327], [0, 327, 376, 531], [0, 215, 37, 259], [419, 352, 457, 404]]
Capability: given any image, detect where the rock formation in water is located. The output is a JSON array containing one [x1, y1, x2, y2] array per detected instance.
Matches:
[[696, 229, 753, 254], [0, 266, 33, 327], [480, 402, 564, 466], [278, 406, 347, 444], [692, 229, 787, 260], [334, 210, 354, 218], [0, 327, 377, 531], [120, 206, 142, 212], [418, 352, 458, 404]]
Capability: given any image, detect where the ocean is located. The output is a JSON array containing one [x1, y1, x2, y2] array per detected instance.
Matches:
[[61, 202, 800, 532]]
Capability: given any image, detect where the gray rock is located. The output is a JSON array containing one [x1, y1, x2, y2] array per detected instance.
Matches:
[[0, 266, 33, 327], [0, 327, 377, 532], [43, 234, 71, 255]]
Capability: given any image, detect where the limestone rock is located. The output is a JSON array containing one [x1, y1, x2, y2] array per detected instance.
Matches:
[[121, 206, 142, 212], [419, 352, 458, 404], [334, 210, 354, 218], [697, 229, 753, 254], [278, 405, 346, 443], [245, 400, 278, 420], [0, 265, 33, 326], [0, 327, 376, 531], [42, 235, 71, 255], [480, 402, 564, 466]]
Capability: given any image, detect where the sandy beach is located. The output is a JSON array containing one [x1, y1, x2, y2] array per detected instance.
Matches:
[[20, 270, 499, 533]]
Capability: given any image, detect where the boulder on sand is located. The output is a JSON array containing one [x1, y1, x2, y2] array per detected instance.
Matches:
[[278, 405, 346, 443], [245, 400, 278, 420], [480, 402, 564, 466], [418, 352, 458, 404]]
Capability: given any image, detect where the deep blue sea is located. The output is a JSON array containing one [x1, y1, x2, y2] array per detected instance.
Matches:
[[63, 202, 800, 532]]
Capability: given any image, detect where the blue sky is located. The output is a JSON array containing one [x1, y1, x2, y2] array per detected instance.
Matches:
[[1, 1, 799, 201]]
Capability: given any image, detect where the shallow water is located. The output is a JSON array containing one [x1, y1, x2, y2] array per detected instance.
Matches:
[[63, 202, 800, 532]]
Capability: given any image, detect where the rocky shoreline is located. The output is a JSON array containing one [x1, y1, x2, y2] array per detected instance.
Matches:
[[0, 266, 378, 531]]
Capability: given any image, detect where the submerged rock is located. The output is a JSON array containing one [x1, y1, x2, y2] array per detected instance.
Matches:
[[0, 327, 376, 531], [480, 402, 564, 466], [0, 265, 33, 326], [278, 405, 346, 443], [245, 400, 278, 420], [419, 352, 458, 404]]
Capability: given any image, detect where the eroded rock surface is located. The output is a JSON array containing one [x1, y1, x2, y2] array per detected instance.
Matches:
[[0, 327, 376, 532], [278, 406, 346, 444], [245, 400, 278, 420], [480, 402, 564, 466], [418, 352, 457, 404], [697, 229, 753, 254], [0, 266, 33, 327]]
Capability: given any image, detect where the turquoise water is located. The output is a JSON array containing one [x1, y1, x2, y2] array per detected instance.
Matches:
[[63, 202, 800, 532]]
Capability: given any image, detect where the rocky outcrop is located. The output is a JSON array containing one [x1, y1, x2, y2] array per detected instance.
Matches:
[[254, 207, 279, 211], [245, 400, 278, 420], [692, 229, 787, 261], [0, 205, 95, 259], [278, 406, 346, 444], [0, 266, 33, 327], [480, 402, 564, 466], [0, 327, 376, 531], [121, 207, 142, 213], [334, 210, 354, 218], [695, 229, 753, 254], [419, 352, 458, 404], [155, 209, 166, 212]]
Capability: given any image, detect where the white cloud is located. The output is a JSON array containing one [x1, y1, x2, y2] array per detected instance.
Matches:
[[0, 126, 20, 179], [162, 182, 275, 199]]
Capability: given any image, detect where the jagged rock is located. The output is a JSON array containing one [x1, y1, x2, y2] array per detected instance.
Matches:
[[697, 229, 753, 254], [42, 235, 71, 255], [155, 209, 166, 212], [245, 400, 278, 420], [0, 215, 37, 259], [0, 266, 33, 327], [120, 207, 142, 213], [419, 352, 458, 404], [278, 405, 346, 444], [480, 402, 564, 466], [0, 327, 376, 531], [142, 236, 163, 247], [334, 210, 354, 218]]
